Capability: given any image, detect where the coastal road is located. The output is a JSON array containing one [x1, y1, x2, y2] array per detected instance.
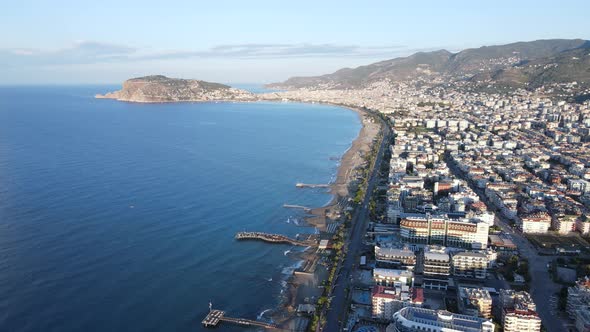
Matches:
[[446, 157, 567, 332], [323, 120, 390, 332]]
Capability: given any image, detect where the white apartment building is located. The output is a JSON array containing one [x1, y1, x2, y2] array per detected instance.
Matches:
[[576, 218, 590, 235], [452, 251, 488, 279], [500, 290, 541, 332], [375, 246, 416, 267], [520, 213, 551, 234], [373, 268, 414, 287]]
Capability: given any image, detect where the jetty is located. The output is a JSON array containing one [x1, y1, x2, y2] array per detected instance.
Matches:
[[202, 309, 277, 329], [283, 204, 312, 212], [296, 183, 330, 188], [235, 232, 316, 247]]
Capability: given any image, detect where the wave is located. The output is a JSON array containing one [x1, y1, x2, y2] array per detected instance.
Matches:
[[257, 308, 273, 320], [281, 260, 304, 275]]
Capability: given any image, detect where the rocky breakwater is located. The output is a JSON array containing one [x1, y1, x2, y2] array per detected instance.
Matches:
[[96, 75, 255, 103]]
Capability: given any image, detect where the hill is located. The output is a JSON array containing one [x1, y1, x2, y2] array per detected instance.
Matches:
[[96, 75, 254, 103]]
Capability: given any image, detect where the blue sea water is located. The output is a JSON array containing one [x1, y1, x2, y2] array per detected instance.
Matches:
[[0, 86, 360, 332]]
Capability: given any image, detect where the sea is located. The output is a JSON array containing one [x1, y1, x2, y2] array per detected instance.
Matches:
[[0, 85, 361, 332]]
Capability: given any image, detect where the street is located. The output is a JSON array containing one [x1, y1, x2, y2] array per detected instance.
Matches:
[[322, 120, 390, 332], [446, 157, 568, 332]]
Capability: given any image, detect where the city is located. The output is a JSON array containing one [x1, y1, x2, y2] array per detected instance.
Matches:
[[261, 69, 590, 332]]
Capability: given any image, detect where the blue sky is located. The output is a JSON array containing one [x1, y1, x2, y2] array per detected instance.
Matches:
[[1, 0, 589, 84]]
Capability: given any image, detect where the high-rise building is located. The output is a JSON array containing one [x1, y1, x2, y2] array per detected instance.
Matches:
[[422, 251, 451, 290]]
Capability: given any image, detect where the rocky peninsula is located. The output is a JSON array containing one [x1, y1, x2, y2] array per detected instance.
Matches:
[[95, 75, 254, 103]]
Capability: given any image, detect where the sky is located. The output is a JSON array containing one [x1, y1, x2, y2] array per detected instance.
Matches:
[[1, 0, 589, 84]]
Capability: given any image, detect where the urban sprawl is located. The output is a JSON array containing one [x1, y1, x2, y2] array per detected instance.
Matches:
[[268, 79, 590, 332]]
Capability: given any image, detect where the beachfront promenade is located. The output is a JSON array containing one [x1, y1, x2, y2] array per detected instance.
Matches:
[[235, 231, 317, 247]]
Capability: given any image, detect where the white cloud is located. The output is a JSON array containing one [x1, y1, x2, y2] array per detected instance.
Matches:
[[0, 41, 409, 67]]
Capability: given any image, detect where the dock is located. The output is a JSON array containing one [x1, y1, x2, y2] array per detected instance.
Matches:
[[202, 309, 277, 329], [235, 232, 317, 247], [296, 183, 330, 188]]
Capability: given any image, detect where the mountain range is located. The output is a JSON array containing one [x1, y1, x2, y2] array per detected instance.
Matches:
[[269, 39, 590, 91]]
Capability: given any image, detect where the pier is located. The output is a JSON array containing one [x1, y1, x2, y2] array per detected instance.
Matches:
[[235, 232, 316, 247], [296, 183, 330, 188], [202, 309, 277, 329], [283, 204, 312, 212]]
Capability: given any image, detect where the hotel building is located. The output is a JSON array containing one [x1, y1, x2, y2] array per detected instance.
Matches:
[[400, 215, 489, 249]]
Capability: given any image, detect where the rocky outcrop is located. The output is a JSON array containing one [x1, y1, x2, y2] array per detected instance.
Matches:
[[96, 75, 254, 102]]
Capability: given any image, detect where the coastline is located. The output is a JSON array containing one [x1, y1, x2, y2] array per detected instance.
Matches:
[[306, 105, 380, 228], [94, 94, 380, 329], [269, 102, 381, 330]]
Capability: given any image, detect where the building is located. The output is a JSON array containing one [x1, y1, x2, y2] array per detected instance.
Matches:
[[458, 286, 492, 318], [373, 268, 414, 287], [422, 251, 451, 290], [452, 251, 488, 279], [500, 290, 541, 332], [371, 285, 424, 319], [488, 234, 518, 256], [387, 307, 494, 332], [567, 277, 590, 332], [553, 214, 577, 234], [520, 213, 551, 234], [576, 218, 590, 235], [375, 247, 416, 268], [400, 215, 489, 249]]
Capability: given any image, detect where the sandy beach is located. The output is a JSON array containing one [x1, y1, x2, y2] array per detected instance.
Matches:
[[307, 106, 381, 228]]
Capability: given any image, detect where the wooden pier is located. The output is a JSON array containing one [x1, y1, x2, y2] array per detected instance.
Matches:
[[235, 232, 316, 247], [202, 309, 277, 329], [296, 183, 330, 188]]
